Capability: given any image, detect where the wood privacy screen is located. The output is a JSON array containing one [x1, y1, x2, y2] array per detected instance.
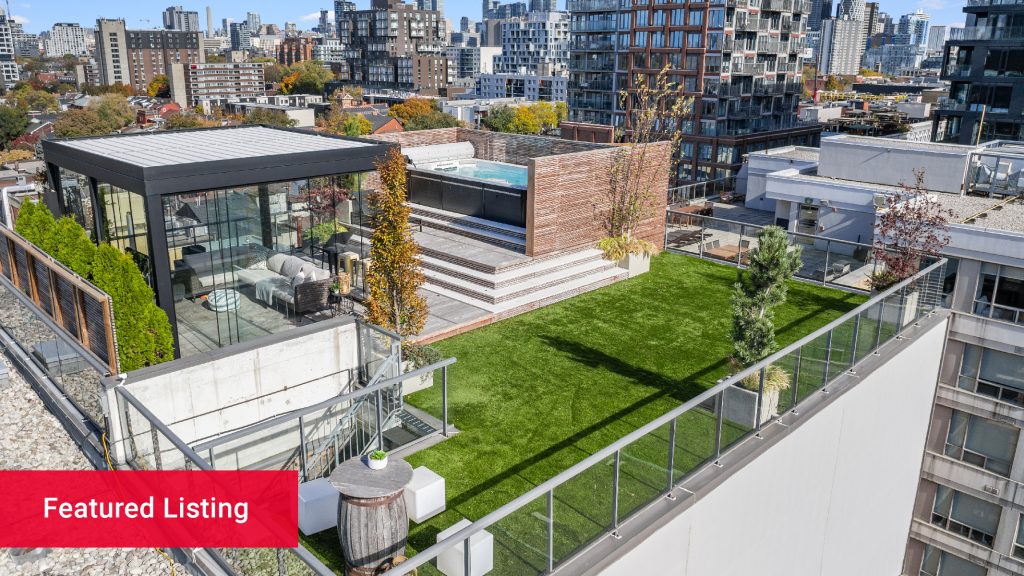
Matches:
[[0, 226, 119, 374]]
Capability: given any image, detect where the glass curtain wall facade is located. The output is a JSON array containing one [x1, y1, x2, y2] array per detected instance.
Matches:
[[161, 173, 370, 354], [47, 166, 373, 358]]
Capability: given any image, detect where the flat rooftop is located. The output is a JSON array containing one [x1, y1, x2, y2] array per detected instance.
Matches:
[[830, 134, 978, 153], [940, 195, 1024, 234], [756, 146, 821, 162], [50, 126, 373, 168]]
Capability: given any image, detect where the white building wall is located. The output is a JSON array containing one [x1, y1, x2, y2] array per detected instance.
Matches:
[[599, 318, 947, 576], [119, 322, 360, 449], [817, 136, 973, 193]]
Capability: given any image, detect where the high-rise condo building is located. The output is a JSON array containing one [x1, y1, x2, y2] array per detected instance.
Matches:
[[163, 6, 201, 33], [95, 18, 205, 93], [933, 0, 1024, 143], [44, 22, 88, 57]]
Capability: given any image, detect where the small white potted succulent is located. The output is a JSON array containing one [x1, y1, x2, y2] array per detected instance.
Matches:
[[367, 449, 389, 470]]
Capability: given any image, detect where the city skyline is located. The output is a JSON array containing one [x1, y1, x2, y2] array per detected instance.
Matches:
[[17, 0, 964, 35]]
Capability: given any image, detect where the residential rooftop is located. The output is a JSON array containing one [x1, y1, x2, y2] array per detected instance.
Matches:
[[940, 194, 1024, 233], [757, 145, 821, 162], [48, 126, 374, 169]]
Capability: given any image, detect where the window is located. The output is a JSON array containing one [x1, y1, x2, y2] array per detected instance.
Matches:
[[679, 142, 693, 159], [669, 30, 684, 48], [920, 545, 987, 576], [59, 168, 96, 239], [698, 144, 713, 161], [652, 10, 665, 26], [708, 8, 725, 28], [717, 145, 736, 164], [959, 344, 1024, 406], [633, 31, 647, 47], [635, 10, 648, 27], [1017, 515, 1024, 560], [944, 410, 1018, 477], [931, 485, 1001, 548], [651, 31, 664, 47], [974, 263, 1024, 324], [686, 32, 703, 48], [688, 10, 704, 26], [671, 9, 685, 25]]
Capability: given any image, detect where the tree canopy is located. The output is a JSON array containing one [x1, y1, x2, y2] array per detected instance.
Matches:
[[147, 74, 171, 98], [387, 98, 460, 131], [243, 107, 298, 127], [163, 111, 213, 130], [8, 85, 59, 112], [483, 102, 563, 135], [279, 61, 332, 95], [53, 108, 109, 138], [0, 105, 29, 148], [319, 108, 373, 136]]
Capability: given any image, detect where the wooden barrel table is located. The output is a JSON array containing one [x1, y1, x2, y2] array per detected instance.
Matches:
[[329, 457, 414, 576]]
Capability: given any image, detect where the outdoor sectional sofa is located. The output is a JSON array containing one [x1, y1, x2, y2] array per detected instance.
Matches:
[[235, 249, 333, 315]]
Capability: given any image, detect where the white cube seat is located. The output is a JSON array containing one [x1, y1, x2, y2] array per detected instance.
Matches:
[[404, 466, 446, 523], [436, 518, 493, 576], [297, 478, 339, 535]]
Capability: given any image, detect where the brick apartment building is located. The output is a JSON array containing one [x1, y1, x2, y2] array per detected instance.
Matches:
[[277, 37, 317, 66], [95, 18, 204, 93]]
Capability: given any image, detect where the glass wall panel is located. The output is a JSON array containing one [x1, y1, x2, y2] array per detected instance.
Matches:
[[59, 168, 96, 239], [162, 172, 370, 356], [98, 182, 151, 285]]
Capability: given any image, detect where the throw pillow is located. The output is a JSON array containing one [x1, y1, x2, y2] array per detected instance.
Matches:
[[291, 271, 306, 288]]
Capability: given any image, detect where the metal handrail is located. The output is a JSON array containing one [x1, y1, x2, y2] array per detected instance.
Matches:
[[383, 259, 947, 575], [190, 357, 457, 454], [116, 385, 340, 576]]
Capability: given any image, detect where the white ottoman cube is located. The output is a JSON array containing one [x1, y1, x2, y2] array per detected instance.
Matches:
[[404, 466, 446, 523], [297, 478, 339, 535], [436, 518, 493, 576]]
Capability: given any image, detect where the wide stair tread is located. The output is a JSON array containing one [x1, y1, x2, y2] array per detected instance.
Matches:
[[423, 258, 617, 304], [419, 248, 607, 289], [424, 266, 626, 313], [411, 210, 526, 251], [410, 204, 527, 237]]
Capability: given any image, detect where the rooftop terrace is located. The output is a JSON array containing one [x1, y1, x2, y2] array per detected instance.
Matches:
[[300, 254, 867, 569]]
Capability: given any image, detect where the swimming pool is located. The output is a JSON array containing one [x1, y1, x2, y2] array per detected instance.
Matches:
[[428, 160, 528, 188]]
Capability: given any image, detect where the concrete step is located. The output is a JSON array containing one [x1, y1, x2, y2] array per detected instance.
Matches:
[[411, 204, 527, 240], [419, 248, 608, 290], [422, 258, 618, 304], [412, 213, 526, 252], [424, 265, 627, 314]]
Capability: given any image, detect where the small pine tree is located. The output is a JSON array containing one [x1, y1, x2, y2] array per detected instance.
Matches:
[[731, 226, 803, 367], [364, 147, 428, 337]]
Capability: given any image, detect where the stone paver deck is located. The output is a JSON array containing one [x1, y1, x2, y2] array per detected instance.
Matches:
[[0, 354, 186, 575]]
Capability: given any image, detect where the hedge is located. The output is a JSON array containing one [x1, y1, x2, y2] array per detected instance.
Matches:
[[13, 201, 174, 371]]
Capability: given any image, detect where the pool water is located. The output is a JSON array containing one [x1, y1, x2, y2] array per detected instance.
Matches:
[[433, 160, 528, 188]]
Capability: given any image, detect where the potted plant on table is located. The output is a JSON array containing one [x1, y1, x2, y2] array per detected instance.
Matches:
[[731, 226, 803, 423], [368, 450, 389, 470]]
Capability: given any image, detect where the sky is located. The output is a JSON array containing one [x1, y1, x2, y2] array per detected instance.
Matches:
[[19, 0, 968, 35]]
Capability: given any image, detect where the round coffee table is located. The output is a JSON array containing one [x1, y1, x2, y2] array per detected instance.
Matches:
[[207, 289, 241, 312]]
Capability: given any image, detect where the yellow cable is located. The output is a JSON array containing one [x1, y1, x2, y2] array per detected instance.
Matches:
[[101, 433, 176, 576]]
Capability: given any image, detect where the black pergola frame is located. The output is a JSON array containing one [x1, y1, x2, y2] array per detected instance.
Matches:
[[42, 125, 395, 358]]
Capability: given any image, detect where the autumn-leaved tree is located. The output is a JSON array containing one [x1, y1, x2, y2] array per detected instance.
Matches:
[[318, 108, 373, 136], [388, 98, 460, 131], [871, 168, 952, 289], [53, 108, 110, 137], [147, 74, 170, 98], [364, 147, 428, 338], [163, 111, 212, 130], [599, 65, 690, 260]]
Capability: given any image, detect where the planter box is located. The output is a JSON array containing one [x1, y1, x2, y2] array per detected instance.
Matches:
[[618, 252, 651, 278], [402, 360, 434, 395], [725, 383, 782, 428]]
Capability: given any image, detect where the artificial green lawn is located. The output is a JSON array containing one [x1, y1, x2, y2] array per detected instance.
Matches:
[[302, 253, 866, 572]]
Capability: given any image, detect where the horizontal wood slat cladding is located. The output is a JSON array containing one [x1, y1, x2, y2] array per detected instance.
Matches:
[[366, 129, 669, 258], [0, 227, 119, 374], [527, 141, 670, 257]]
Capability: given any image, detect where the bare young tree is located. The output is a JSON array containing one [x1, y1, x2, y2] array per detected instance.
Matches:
[[872, 169, 952, 289], [599, 66, 692, 260]]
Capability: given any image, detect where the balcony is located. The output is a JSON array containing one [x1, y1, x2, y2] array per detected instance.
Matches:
[[731, 61, 767, 75], [951, 25, 1024, 41], [944, 64, 972, 77], [570, 39, 616, 51], [566, 0, 626, 11], [757, 39, 786, 53], [570, 21, 619, 32]]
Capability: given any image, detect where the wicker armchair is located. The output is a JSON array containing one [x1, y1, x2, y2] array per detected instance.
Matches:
[[291, 278, 332, 315]]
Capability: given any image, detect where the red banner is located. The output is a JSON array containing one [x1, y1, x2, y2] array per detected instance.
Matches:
[[0, 471, 298, 547]]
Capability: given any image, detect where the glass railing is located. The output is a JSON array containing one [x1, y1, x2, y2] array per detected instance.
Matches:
[[382, 259, 948, 575], [665, 213, 878, 293], [114, 386, 335, 576]]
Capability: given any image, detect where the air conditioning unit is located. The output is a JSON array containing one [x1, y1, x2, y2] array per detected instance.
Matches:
[[872, 194, 887, 209]]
